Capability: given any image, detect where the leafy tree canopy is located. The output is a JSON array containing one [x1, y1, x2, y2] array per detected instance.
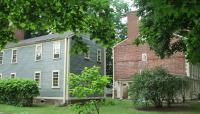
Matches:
[[0, 0, 115, 51], [134, 0, 200, 64]]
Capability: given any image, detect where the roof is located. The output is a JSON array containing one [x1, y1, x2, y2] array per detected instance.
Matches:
[[5, 32, 73, 49]]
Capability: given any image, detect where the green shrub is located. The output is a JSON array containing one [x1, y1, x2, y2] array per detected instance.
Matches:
[[0, 78, 39, 107], [129, 67, 189, 108]]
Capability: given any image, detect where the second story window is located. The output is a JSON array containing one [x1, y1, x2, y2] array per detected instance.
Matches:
[[11, 73, 16, 78], [53, 41, 60, 59], [0, 73, 2, 79], [11, 49, 17, 63], [142, 53, 147, 62], [34, 71, 41, 88], [97, 49, 101, 63], [0, 51, 3, 64], [35, 44, 42, 61], [84, 47, 90, 59]]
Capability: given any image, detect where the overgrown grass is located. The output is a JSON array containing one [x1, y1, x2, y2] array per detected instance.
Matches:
[[0, 99, 200, 114]]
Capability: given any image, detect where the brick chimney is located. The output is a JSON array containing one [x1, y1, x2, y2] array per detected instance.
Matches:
[[127, 11, 139, 41], [14, 29, 24, 40]]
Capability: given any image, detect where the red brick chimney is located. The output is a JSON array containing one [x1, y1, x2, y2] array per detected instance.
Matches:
[[127, 11, 139, 42], [14, 29, 24, 40]]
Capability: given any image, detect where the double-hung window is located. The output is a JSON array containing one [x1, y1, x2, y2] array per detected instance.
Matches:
[[142, 53, 147, 62], [52, 70, 60, 88], [11, 73, 16, 78], [0, 51, 3, 64], [11, 49, 17, 63], [35, 44, 42, 61], [34, 71, 41, 88], [84, 47, 90, 59], [53, 41, 61, 59], [97, 49, 101, 62]]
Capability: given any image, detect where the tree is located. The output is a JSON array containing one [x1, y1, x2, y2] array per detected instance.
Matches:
[[106, 0, 131, 76], [0, 0, 115, 51], [129, 67, 189, 108], [70, 66, 110, 114], [134, 0, 200, 64]]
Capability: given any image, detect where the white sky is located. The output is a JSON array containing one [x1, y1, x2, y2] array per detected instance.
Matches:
[[121, 0, 135, 23]]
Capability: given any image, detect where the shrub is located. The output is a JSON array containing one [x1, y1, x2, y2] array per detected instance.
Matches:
[[0, 78, 39, 107], [129, 67, 189, 108], [70, 66, 110, 114]]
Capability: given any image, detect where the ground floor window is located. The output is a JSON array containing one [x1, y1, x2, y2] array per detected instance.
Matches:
[[34, 71, 41, 88], [10, 73, 16, 78], [52, 70, 60, 88]]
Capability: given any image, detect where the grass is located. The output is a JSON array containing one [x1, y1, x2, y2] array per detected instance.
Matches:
[[0, 100, 200, 114]]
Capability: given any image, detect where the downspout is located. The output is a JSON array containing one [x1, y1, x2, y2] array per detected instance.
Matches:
[[104, 48, 107, 97], [63, 36, 71, 104]]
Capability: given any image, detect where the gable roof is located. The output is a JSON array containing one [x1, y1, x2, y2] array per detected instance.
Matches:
[[5, 32, 73, 49]]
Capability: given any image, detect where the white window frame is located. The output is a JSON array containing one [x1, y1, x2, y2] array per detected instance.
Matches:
[[84, 46, 90, 60], [52, 70, 60, 88], [10, 73, 16, 78], [11, 49, 18, 63], [97, 49, 102, 62], [34, 71, 42, 88], [53, 41, 61, 59], [35, 44, 42, 61], [142, 53, 147, 62], [0, 51, 4, 65], [0, 73, 2, 79]]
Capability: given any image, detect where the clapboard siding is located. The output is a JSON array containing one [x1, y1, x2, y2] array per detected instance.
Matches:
[[0, 39, 65, 97]]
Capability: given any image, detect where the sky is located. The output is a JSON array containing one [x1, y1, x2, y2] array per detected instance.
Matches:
[[121, 0, 135, 23]]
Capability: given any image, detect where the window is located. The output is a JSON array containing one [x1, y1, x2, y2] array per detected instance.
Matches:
[[11, 49, 17, 63], [35, 44, 42, 61], [53, 41, 61, 59], [34, 71, 41, 88], [97, 49, 101, 62], [52, 70, 59, 88], [142, 53, 147, 61], [0, 51, 3, 64], [11, 73, 16, 78], [0, 73, 2, 79], [84, 47, 90, 59]]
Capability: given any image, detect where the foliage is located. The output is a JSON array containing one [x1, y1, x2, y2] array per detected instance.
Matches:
[[106, 0, 131, 76], [134, 0, 200, 64], [0, 78, 39, 107], [70, 66, 110, 114], [129, 67, 189, 108], [0, 0, 115, 51]]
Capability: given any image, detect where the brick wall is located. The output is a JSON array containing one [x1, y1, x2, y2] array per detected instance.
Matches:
[[114, 12, 186, 81]]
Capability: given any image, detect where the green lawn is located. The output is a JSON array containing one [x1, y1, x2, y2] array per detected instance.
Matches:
[[0, 100, 200, 114]]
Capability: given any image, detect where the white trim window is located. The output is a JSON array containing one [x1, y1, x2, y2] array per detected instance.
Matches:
[[0, 51, 3, 64], [11, 49, 17, 63], [53, 41, 61, 59], [97, 49, 101, 62], [0, 73, 2, 79], [84, 47, 90, 59], [142, 53, 147, 62], [11, 73, 16, 78], [34, 71, 42, 88], [35, 44, 42, 61], [52, 70, 60, 88]]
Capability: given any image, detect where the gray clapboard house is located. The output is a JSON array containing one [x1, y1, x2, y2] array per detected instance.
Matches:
[[0, 32, 106, 104]]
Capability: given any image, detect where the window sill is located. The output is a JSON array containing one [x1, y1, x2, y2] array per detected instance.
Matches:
[[51, 86, 60, 89], [35, 60, 42, 62], [53, 58, 61, 60]]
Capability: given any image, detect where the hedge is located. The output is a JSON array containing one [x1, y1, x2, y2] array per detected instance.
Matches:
[[0, 78, 39, 107]]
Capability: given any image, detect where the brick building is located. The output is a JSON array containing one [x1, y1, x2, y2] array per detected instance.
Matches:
[[113, 12, 200, 99]]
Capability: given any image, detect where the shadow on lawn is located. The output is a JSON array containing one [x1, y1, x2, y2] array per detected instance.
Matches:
[[135, 102, 200, 113]]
